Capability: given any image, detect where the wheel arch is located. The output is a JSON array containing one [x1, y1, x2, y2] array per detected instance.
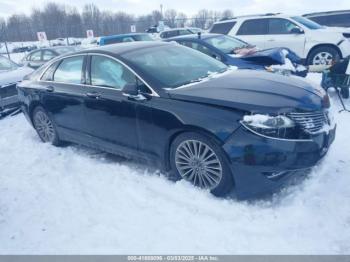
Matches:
[[28, 101, 44, 124], [163, 125, 233, 171]]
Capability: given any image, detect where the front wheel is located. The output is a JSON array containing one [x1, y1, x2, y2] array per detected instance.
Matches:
[[307, 46, 340, 65], [32, 106, 61, 146], [170, 132, 234, 197]]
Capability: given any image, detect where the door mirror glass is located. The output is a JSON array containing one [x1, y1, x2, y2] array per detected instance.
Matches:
[[122, 83, 138, 96], [291, 27, 304, 34]]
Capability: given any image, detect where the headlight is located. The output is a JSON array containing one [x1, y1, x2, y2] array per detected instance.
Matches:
[[241, 114, 297, 139]]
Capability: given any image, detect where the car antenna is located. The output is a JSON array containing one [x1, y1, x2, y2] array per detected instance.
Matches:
[[197, 32, 201, 39]]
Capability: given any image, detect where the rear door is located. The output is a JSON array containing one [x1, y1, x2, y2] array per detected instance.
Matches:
[[265, 18, 306, 57], [39, 55, 88, 136], [236, 18, 268, 49]]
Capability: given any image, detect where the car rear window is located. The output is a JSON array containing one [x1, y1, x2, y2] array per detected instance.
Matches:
[[237, 19, 268, 35], [210, 21, 236, 34]]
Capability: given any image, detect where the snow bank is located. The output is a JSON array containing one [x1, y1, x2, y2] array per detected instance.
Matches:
[[0, 74, 349, 254]]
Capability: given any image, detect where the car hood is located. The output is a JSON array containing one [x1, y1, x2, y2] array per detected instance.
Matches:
[[0, 66, 34, 86], [167, 70, 328, 113]]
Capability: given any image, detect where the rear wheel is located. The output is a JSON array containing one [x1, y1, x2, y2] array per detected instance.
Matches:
[[32, 106, 61, 145], [170, 132, 234, 197], [307, 46, 340, 65]]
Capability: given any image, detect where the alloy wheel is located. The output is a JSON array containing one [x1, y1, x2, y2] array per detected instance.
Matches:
[[175, 139, 223, 189], [313, 52, 333, 65], [33, 110, 56, 143]]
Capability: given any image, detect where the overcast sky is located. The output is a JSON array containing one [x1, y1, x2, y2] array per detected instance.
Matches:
[[0, 0, 349, 18]]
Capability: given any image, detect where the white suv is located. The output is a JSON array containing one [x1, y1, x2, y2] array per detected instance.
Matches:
[[210, 13, 350, 65]]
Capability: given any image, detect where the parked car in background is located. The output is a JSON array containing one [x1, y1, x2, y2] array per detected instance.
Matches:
[[159, 27, 203, 39], [18, 42, 335, 199], [304, 10, 350, 28], [12, 45, 37, 53], [51, 38, 67, 46], [0, 55, 33, 113], [210, 13, 350, 65], [20, 46, 80, 69], [99, 33, 154, 46], [166, 33, 307, 77]]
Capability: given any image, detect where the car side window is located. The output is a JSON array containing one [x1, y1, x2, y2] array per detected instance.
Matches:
[[188, 42, 222, 61], [43, 50, 56, 61], [53, 56, 84, 84], [237, 19, 268, 35], [29, 51, 41, 61], [90, 55, 136, 90], [268, 18, 300, 34], [210, 22, 236, 34], [41, 61, 60, 81]]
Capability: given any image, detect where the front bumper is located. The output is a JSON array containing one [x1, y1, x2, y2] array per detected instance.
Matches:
[[223, 125, 336, 199]]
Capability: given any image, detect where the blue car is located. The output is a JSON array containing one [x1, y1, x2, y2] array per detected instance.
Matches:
[[99, 33, 154, 46], [166, 33, 307, 77]]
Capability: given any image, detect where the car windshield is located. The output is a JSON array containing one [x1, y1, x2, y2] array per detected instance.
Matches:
[[122, 44, 228, 88], [133, 34, 154, 41], [292, 16, 324, 30], [204, 35, 249, 54], [0, 56, 19, 70]]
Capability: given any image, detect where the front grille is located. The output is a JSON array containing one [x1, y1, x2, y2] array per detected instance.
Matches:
[[287, 111, 329, 134]]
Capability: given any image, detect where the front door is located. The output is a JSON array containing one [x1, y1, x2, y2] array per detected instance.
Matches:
[[265, 18, 306, 57], [83, 54, 139, 151]]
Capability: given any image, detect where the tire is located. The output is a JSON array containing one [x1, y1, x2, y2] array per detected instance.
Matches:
[[307, 46, 340, 66], [341, 87, 349, 99], [170, 132, 234, 197], [32, 106, 61, 146]]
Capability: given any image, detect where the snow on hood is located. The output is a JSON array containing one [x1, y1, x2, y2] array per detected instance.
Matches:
[[0, 66, 34, 86]]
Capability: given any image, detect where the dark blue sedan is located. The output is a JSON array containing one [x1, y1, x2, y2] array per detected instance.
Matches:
[[17, 42, 334, 199]]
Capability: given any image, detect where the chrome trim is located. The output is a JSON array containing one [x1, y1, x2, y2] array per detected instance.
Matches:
[[37, 52, 160, 97], [240, 121, 313, 142]]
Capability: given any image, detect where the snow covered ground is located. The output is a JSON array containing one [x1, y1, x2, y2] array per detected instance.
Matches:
[[0, 73, 349, 254]]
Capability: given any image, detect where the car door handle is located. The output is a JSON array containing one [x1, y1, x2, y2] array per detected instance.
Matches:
[[267, 39, 275, 42], [122, 93, 147, 102], [86, 92, 101, 99], [45, 86, 54, 92]]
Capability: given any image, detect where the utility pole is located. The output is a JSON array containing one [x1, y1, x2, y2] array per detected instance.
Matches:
[[160, 4, 163, 18]]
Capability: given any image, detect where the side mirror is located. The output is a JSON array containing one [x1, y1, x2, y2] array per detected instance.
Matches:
[[291, 27, 304, 34], [122, 83, 138, 96], [122, 83, 148, 102]]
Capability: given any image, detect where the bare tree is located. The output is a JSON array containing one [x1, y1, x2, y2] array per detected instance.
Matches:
[[164, 9, 177, 28], [176, 12, 187, 27], [0, 1, 232, 41]]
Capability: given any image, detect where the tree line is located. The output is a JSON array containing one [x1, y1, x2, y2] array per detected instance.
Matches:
[[0, 2, 234, 42]]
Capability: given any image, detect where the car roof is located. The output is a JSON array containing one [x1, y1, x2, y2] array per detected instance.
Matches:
[[100, 33, 149, 40], [303, 9, 350, 17], [166, 33, 222, 41], [162, 27, 197, 32], [213, 13, 295, 24], [84, 41, 171, 55]]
